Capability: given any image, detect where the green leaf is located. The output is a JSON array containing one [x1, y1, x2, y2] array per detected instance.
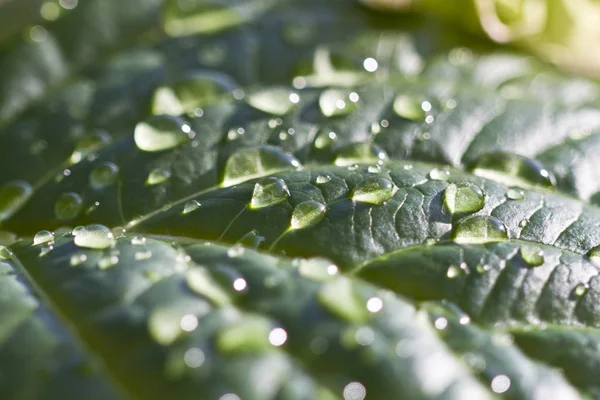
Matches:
[[2, 0, 600, 398]]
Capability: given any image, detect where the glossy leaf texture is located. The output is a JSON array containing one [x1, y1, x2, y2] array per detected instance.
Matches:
[[2, 0, 600, 399]]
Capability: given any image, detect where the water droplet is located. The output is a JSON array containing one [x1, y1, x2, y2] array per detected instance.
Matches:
[[54, 192, 83, 221], [98, 255, 119, 270], [70, 130, 111, 163], [506, 188, 524, 200], [366, 297, 383, 313], [134, 115, 193, 152], [443, 182, 485, 215], [33, 230, 54, 246], [135, 250, 153, 260], [148, 308, 183, 346], [73, 225, 115, 249], [246, 88, 299, 116], [0, 231, 18, 246], [519, 219, 529, 228], [334, 143, 388, 166], [217, 317, 272, 354], [316, 175, 331, 184], [588, 245, 600, 266], [428, 168, 451, 181], [146, 169, 172, 186], [291, 201, 327, 229], [350, 178, 397, 205], [491, 374, 511, 394], [451, 216, 509, 244], [70, 253, 87, 267], [297, 258, 338, 282], [313, 130, 337, 149], [317, 278, 369, 324], [343, 381, 367, 400], [573, 283, 589, 297], [131, 236, 146, 246], [319, 89, 359, 117], [182, 200, 201, 214], [268, 327, 287, 346], [151, 72, 237, 115], [434, 317, 448, 330], [222, 145, 301, 187], [470, 152, 555, 190], [186, 269, 230, 306], [393, 95, 426, 121], [476, 264, 491, 274], [0, 246, 12, 260], [236, 230, 266, 249], [0, 181, 33, 221], [89, 162, 119, 189], [520, 245, 544, 267], [250, 177, 290, 209], [446, 265, 462, 279]]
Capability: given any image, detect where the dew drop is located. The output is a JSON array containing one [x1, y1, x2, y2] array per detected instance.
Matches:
[[573, 283, 589, 297], [393, 95, 426, 121], [98, 255, 119, 270], [317, 278, 369, 324], [297, 258, 338, 282], [446, 265, 462, 279], [0, 181, 33, 221], [350, 178, 397, 205], [506, 188, 524, 200], [519, 219, 529, 228], [54, 192, 83, 221], [70, 253, 87, 267], [0, 246, 11, 260], [89, 162, 119, 189], [319, 89, 359, 117], [222, 145, 301, 187], [428, 168, 451, 181], [313, 130, 337, 149], [343, 381, 367, 400], [131, 236, 146, 246], [148, 308, 183, 346], [33, 230, 54, 246], [182, 200, 201, 214], [520, 245, 544, 267], [334, 143, 388, 166], [70, 130, 111, 163], [146, 169, 172, 186], [470, 152, 555, 190], [135, 250, 153, 260], [268, 327, 288, 346], [246, 88, 299, 116], [186, 269, 230, 306], [451, 216, 509, 244], [476, 263, 491, 274], [316, 175, 331, 184], [366, 297, 383, 313], [443, 182, 485, 215], [587, 245, 600, 266], [134, 115, 193, 152], [0, 231, 18, 246], [73, 225, 115, 249], [291, 201, 327, 229], [250, 177, 290, 209], [217, 317, 271, 354]]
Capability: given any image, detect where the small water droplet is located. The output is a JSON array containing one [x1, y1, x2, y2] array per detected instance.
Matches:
[[470, 152, 555, 190], [186, 269, 230, 306], [250, 177, 290, 209], [520, 245, 544, 267], [519, 219, 529, 228], [70, 130, 111, 163], [366, 297, 383, 313], [317, 278, 369, 323], [134, 115, 193, 152], [73, 225, 115, 249], [54, 192, 83, 221], [319, 89, 359, 117], [443, 182, 485, 215], [452, 216, 509, 244], [0, 246, 11, 260], [316, 175, 331, 184], [237, 230, 266, 249], [0, 181, 33, 221], [343, 381, 367, 400], [428, 168, 451, 181], [588, 245, 600, 266], [146, 169, 172, 186], [573, 283, 589, 297], [135, 250, 153, 260], [89, 162, 119, 189], [148, 308, 183, 346], [228, 246, 245, 258], [246, 88, 299, 116], [222, 146, 301, 187], [111, 227, 126, 238], [33, 230, 54, 246], [393, 95, 426, 121], [291, 201, 327, 229], [70, 253, 87, 267], [313, 130, 337, 149], [98, 255, 119, 270], [334, 143, 388, 166], [268, 327, 287, 346], [476, 264, 491, 274], [182, 200, 201, 214], [297, 258, 338, 282], [131, 236, 146, 246], [506, 188, 524, 200], [446, 265, 462, 279], [217, 317, 271, 354], [350, 178, 397, 205]]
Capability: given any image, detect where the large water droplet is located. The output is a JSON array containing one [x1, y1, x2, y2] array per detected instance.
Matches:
[[291, 201, 327, 229], [319, 89, 359, 117], [451, 216, 509, 244], [182, 200, 201, 214], [334, 143, 388, 166], [70, 130, 111, 163], [73, 225, 115, 249], [146, 169, 172, 186], [217, 317, 272, 354], [246, 88, 300, 116], [151, 72, 238, 115], [443, 182, 485, 215], [222, 145, 301, 187], [33, 230, 54, 246], [250, 177, 290, 209], [317, 278, 369, 324], [134, 115, 193, 152], [350, 178, 397, 205], [0, 181, 33, 221], [316, 175, 331, 184], [470, 152, 555, 190], [519, 245, 544, 267], [54, 192, 83, 221], [393, 95, 426, 121], [89, 162, 119, 189]]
